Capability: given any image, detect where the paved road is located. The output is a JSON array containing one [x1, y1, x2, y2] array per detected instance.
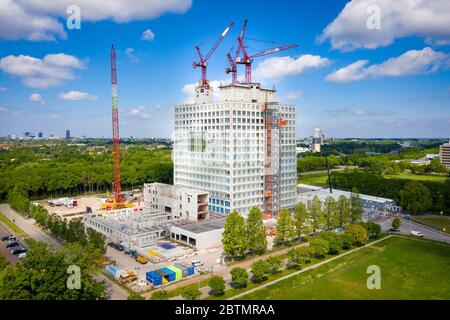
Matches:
[[0, 204, 128, 300], [380, 216, 450, 244]]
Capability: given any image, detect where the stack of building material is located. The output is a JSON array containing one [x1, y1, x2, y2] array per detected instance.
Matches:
[[174, 262, 195, 277], [166, 265, 182, 280]]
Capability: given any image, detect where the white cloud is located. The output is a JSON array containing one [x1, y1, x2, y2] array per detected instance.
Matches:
[[51, 114, 60, 119], [124, 47, 136, 61], [326, 47, 450, 83], [141, 29, 155, 41], [252, 55, 331, 82], [0, 53, 85, 88], [0, 106, 7, 112], [29, 93, 44, 104], [58, 90, 98, 101], [285, 90, 301, 100], [0, 86, 6, 92], [129, 106, 152, 119], [181, 80, 223, 104], [318, 0, 450, 51], [0, 0, 191, 41]]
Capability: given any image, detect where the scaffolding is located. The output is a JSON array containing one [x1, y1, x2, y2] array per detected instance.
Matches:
[[262, 101, 282, 217]]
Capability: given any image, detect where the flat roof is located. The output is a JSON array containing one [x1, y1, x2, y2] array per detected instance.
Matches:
[[173, 218, 226, 234], [298, 184, 395, 203]]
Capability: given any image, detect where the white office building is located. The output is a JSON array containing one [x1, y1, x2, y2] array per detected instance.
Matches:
[[174, 83, 297, 216]]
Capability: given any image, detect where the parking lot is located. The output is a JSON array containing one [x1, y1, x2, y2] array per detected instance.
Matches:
[[0, 224, 26, 265]]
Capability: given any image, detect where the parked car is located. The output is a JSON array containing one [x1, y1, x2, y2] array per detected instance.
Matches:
[[107, 242, 116, 248], [191, 260, 204, 267], [12, 248, 26, 255], [17, 252, 26, 259], [5, 241, 19, 248], [1, 235, 16, 242], [411, 230, 424, 237], [115, 243, 125, 251], [389, 228, 400, 233]]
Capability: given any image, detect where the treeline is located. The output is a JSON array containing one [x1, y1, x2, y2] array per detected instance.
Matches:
[[330, 171, 450, 214], [297, 155, 342, 173], [0, 145, 173, 201], [8, 187, 106, 252]]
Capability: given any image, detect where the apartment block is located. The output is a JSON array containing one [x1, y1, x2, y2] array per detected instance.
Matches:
[[174, 83, 297, 216], [440, 141, 450, 169]]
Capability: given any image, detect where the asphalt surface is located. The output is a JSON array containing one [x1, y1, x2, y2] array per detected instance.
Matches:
[[0, 223, 19, 266], [0, 204, 128, 300], [379, 216, 450, 244]]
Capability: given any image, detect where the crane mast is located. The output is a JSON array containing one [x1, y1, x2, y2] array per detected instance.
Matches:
[[110, 45, 121, 204]]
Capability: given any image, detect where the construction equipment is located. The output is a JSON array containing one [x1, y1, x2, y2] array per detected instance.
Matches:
[[193, 22, 234, 89], [135, 255, 149, 264], [236, 20, 298, 83], [225, 20, 247, 83]]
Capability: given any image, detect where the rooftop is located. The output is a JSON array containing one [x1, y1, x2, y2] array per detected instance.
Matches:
[[174, 217, 226, 234]]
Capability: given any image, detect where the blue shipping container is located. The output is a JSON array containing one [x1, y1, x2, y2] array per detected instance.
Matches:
[[161, 267, 176, 282], [146, 271, 162, 286]]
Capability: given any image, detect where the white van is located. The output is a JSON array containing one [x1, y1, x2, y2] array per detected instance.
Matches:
[[411, 230, 424, 237]]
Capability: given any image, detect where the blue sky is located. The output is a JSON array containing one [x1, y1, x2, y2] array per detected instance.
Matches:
[[0, 0, 449, 138]]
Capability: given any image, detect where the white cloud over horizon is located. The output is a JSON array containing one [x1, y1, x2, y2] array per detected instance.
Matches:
[[0, 0, 191, 41], [29, 93, 44, 104], [318, 0, 450, 51], [129, 106, 152, 119], [0, 53, 86, 88], [141, 29, 155, 41], [326, 47, 450, 83]]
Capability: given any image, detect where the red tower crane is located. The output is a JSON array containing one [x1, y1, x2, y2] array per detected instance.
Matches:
[[236, 21, 298, 83], [110, 45, 122, 204], [225, 20, 247, 84], [193, 21, 234, 89]]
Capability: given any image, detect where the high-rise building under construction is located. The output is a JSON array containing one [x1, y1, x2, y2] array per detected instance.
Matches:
[[174, 83, 296, 217]]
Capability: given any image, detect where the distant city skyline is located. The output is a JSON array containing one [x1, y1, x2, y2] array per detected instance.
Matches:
[[0, 0, 449, 138]]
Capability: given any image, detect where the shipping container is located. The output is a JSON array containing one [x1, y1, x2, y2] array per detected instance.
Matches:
[[106, 265, 122, 279], [161, 267, 176, 282], [146, 271, 162, 286], [156, 269, 169, 284], [166, 265, 182, 280], [174, 263, 195, 277]]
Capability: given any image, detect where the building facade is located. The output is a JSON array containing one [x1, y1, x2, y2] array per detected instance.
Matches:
[[440, 141, 450, 169], [173, 83, 296, 216]]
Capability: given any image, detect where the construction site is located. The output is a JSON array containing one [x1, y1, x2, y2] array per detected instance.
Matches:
[[66, 19, 298, 291]]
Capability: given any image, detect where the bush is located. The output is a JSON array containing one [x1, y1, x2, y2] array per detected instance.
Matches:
[[230, 267, 249, 289], [266, 256, 283, 274], [392, 217, 401, 229], [150, 290, 169, 300], [309, 238, 329, 258], [345, 224, 369, 246], [339, 233, 354, 250], [208, 276, 225, 296], [181, 287, 202, 300], [360, 222, 381, 239], [251, 260, 270, 283], [318, 231, 342, 255], [128, 292, 145, 300], [287, 247, 311, 269]]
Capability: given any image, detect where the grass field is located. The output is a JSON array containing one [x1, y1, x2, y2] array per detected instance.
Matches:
[[240, 237, 450, 300], [384, 173, 448, 183], [298, 173, 328, 187], [413, 215, 450, 234]]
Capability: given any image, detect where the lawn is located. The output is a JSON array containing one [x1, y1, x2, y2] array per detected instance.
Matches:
[[384, 173, 448, 183], [240, 237, 450, 300], [0, 212, 28, 239], [413, 215, 450, 234], [298, 173, 328, 187]]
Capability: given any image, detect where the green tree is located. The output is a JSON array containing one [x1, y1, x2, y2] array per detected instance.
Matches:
[[360, 222, 381, 238], [345, 224, 369, 246], [230, 267, 248, 289], [308, 196, 323, 235], [222, 211, 248, 259], [150, 290, 169, 300], [181, 287, 202, 300], [318, 231, 342, 255], [392, 217, 401, 229], [251, 260, 270, 283], [400, 181, 433, 212], [339, 233, 354, 250], [208, 276, 225, 296], [350, 187, 363, 223], [275, 209, 295, 244], [266, 256, 283, 274], [309, 238, 329, 258], [287, 247, 311, 269], [322, 197, 338, 230], [336, 195, 351, 227], [293, 202, 309, 240], [246, 207, 267, 255]]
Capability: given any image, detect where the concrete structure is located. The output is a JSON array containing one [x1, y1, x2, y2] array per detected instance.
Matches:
[[173, 82, 297, 216], [65, 130, 70, 140], [311, 128, 323, 153], [297, 184, 400, 214], [85, 183, 210, 248], [440, 141, 450, 169], [144, 183, 209, 221], [170, 217, 226, 250]]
